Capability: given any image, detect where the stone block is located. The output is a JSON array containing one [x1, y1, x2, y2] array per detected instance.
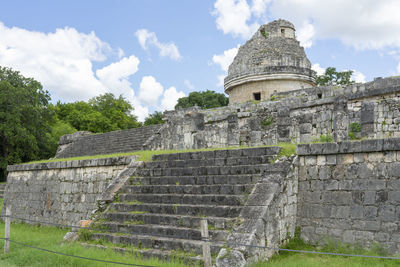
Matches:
[[384, 138, 400, 151], [305, 156, 317, 166], [388, 162, 400, 178], [361, 139, 383, 152], [364, 206, 378, 220], [353, 153, 365, 163], [326, 155, 337, 165], [325, 180, 339, 191], [299, 123, 312, 134], [319, 166, 331, 180], [337, 154, 354, 165], [367, 152, 384, 162], [350, 205, 364, 219], [317, 155, 326, 165], [378, 205, 396, 221], [297, 144, 311, 155]]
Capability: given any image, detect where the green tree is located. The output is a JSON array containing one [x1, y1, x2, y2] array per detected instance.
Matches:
[[0, 66, 55, 180], [175, 90, 229, 110], [55, 93, 141, 133], [316, 67, 354, 86], [144, 111, 164, 126]]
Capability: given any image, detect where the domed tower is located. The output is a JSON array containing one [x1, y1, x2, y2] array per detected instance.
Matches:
[[224, 19, 316, 104]]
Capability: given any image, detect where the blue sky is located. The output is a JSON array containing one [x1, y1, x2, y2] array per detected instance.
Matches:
[[1, 0, 400, 121]]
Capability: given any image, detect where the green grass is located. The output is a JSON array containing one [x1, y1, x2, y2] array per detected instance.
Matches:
[[24, 143, 298, 165], [0, 205, 191, 266], [248, 230, 400, 266], [276, 142, 297, 158]]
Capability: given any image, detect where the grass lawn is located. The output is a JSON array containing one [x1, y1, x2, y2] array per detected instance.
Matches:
[[0, 199, 190, 267]]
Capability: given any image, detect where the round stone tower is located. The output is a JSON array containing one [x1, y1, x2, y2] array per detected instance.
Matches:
[[224, 19, 316, 104]]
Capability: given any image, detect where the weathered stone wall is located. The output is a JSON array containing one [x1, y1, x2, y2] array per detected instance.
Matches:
[[227, 78, 314, 104], [145, 77, 400, 151], [297, 138, 400, 253], [3, 157, 134, 226], [55, 124, 161, 158]]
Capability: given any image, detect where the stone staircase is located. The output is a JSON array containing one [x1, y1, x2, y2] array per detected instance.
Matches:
[[85, 147, 285, 263], [55, 124, 162, 158], [0, 183, 5, 198]]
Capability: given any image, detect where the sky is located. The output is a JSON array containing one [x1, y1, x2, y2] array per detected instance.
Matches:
[[1, 0, 400, 121]]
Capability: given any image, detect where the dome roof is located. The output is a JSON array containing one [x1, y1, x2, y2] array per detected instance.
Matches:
[[224, 19, 315, 92]]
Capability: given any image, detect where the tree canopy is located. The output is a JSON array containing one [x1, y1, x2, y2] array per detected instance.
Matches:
[[144, 111, 164, 126], [174, 90, 229, 110], [0, 66, 55, 180], [316, 67, 354, 86], [55, 93, 141, 133]]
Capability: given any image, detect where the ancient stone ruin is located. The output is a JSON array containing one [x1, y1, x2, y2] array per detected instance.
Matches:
[[225, 19, 316, 104], [3, 19, 400, 266]]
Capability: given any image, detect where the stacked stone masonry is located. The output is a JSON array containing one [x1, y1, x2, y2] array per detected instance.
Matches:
[[3, 157, 133, 226], [297, 138, 400, 254]]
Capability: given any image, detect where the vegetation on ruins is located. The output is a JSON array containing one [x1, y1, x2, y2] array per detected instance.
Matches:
[[316, 67, 355, 86], [144, 111, 164, 126], [174, 90, 229, 110]]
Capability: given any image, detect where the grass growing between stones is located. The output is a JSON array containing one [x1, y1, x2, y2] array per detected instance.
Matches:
[[248, 231, 400, 267], [24, 143, 297, 165]]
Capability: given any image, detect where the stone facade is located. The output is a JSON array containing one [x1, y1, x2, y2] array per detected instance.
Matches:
[[4, 157, 134, 226], [145, 77, 400, 151], [297, 139, 400, 254], [225, 19, 316, 104]]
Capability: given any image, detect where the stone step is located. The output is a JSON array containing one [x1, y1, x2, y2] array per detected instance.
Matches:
[[130, 174, 261, 185], [121, 184, 254, 195], [109, 203, 242, 218], [91, 233, 222, 254], [151, 146, 281, 161], [101, 212, 234, 229], [81, 243, 202, 264], [97, 222, 228, 241], [136, 163, 286, 177], [118, 193, 245, 206], [143, 155, 274, 169]]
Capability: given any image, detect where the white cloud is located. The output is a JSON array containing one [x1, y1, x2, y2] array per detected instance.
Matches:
[[352, 70, 366, 83], [212, 45, 239, 72], [0, 22, 110, 102], [297, 22, 315, 49], [138, 76, 164, 106], [212, 0, 259, 39], [268, 0, 400, 50], [312, 63, 325, 76], [96, 55, 139, 95], [135, 29, 182, 60], [161, 86, 186, 111], [184, 80, 195, 90], [251, 0, 270, 17], [212, 45, 240, 87]]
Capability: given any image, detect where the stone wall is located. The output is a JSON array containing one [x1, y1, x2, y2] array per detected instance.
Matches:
[[145, 77, 400, 151], [3, 157, 134, 226], [297, 138, 400, 253], [55, 124, 161, 158]]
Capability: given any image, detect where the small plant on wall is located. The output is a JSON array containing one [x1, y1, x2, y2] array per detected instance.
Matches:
[[348, 122, 361, 140], [261, 116, 274, 129]]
